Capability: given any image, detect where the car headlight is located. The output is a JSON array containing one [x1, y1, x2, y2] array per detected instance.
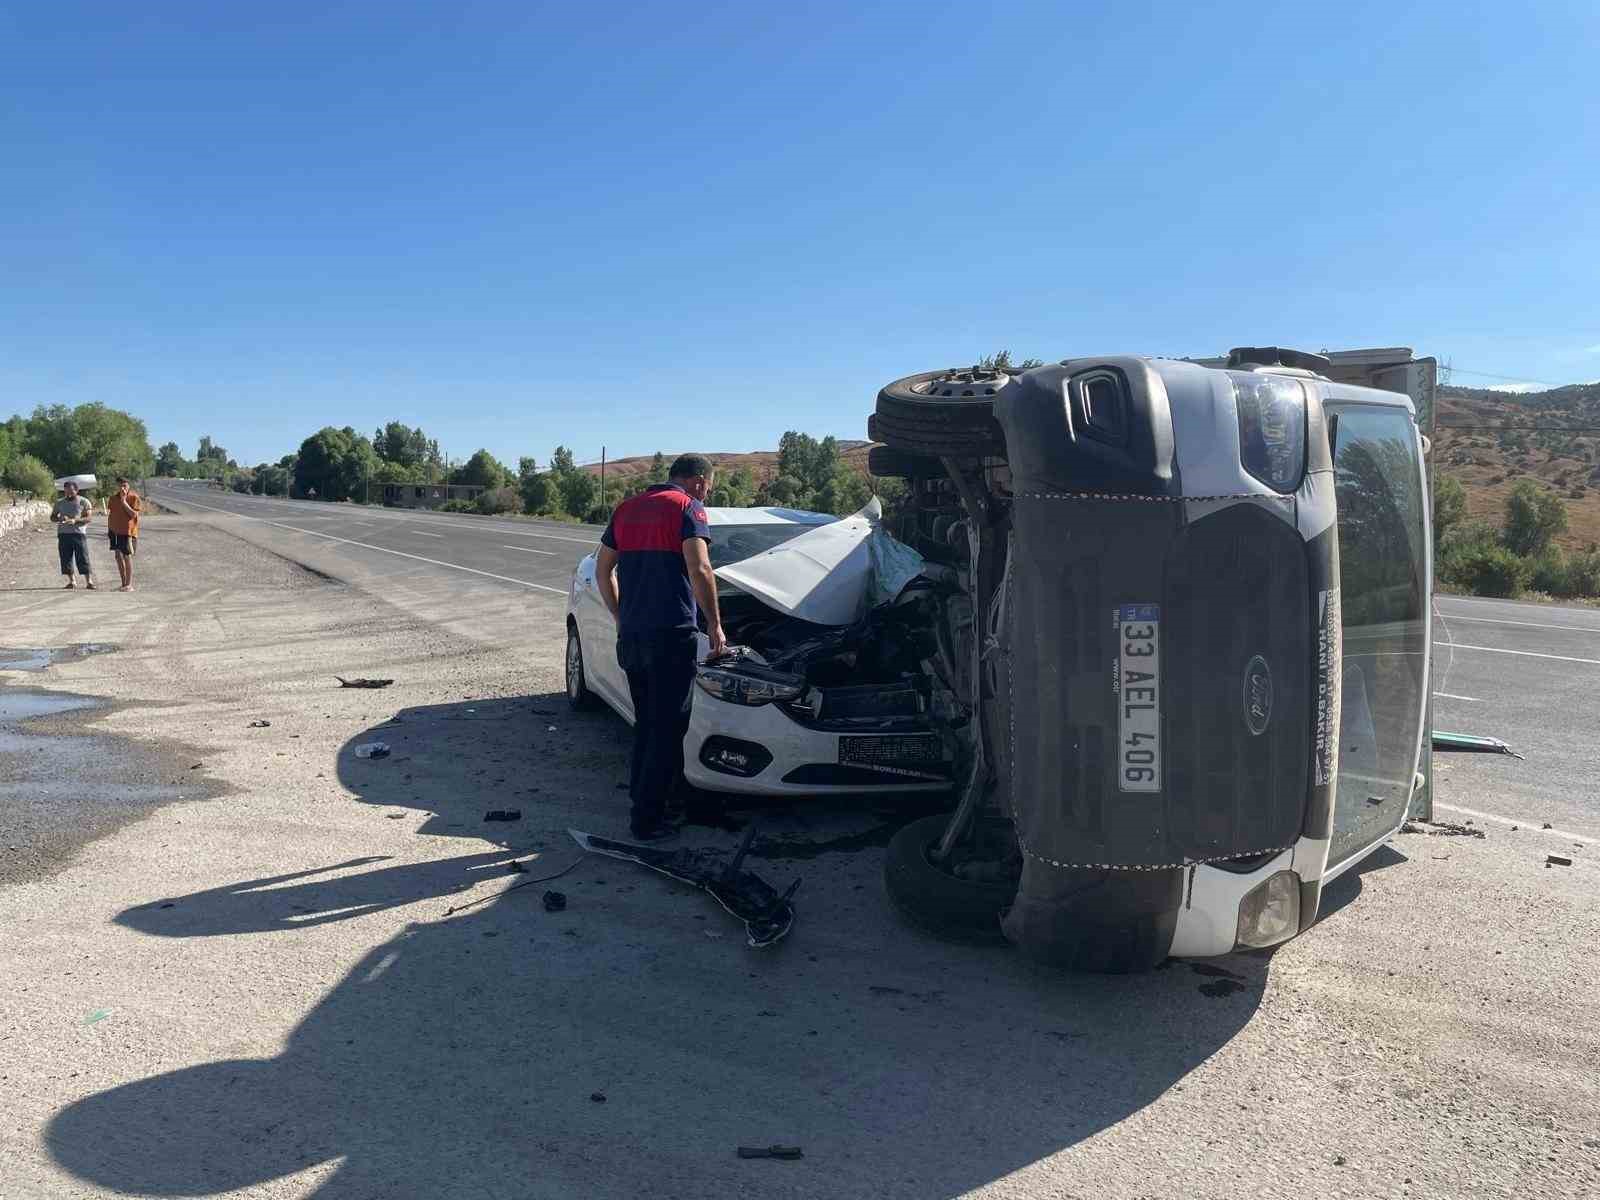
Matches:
[[1235, 870, 1300, 949], [1231, 372, 1307, 492], [695, 666, 805, 707]]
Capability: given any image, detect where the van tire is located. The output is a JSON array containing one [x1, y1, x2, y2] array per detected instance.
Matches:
[[872, 370, 1010, 457], [1001, 865, 1183, 973], [883, 815, 1015, 944]]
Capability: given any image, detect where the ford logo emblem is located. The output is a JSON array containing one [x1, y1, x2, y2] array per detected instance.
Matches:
[[1243, 655, 1273, 736]]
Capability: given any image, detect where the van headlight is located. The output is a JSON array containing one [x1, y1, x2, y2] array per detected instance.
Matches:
[[1231, 373, 1307, 492], [1235, 870, 1300, 949], [695, 666, 805, 707]]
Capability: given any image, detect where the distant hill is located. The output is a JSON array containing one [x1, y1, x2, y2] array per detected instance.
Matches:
[[1434, 382, 1600, 550], [581, 441, 873, 483]]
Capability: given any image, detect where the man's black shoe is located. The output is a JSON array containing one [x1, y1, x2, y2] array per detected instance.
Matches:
[[629, 824, 680, 843]]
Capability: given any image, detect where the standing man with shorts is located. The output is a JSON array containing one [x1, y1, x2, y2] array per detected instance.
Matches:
[[52, 480, 95, 589], [106, 477, 142, 591], [594, 455, 726, 841]]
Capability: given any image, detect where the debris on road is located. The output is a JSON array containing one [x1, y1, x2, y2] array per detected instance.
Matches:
[[1399, 820, 1485, 839], [737, 1145, 803, 1161], [483, 809, 521, 822], [354, 742, 391, 760], [1546, 855, 1573, 867], [335, 676, 393, 688], [248, 719, 271, 728], [590, 1091, 606, 1103], [543, 890, 567, 912], [1432, 730, 1523, 759], [568, 825, 799, 948]]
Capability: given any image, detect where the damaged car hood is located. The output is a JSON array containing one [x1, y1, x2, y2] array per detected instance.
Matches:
[[713, 497, 925, 626]]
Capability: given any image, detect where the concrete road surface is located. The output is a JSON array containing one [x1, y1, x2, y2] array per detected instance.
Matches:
[[1, 503, 1596, 1200]]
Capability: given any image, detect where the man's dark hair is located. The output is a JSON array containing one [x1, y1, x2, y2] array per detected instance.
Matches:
[[116, 476, 129, 484], [668, 454, 714, 481]]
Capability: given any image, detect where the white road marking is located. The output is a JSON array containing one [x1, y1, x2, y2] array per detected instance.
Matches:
[[1434, 803, 1590, 843], [166, 496, 568, 595], [1430, 641, 1600, 666], [499, 529, 601, 545], [1435, 612, 1600, 634], [1432, 692, 1484, 702], [411, 530, 443, 538], [502, 545, 557, 556]]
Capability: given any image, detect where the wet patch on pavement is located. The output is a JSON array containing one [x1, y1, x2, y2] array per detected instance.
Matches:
[[0, 644, 118, 673], [0, 679, 226, 889]]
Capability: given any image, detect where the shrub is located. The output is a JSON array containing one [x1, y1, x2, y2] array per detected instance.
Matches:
[[1455, 545, 1530, 598], [3, 453, 55, 499], [476, 486, 521, 515], [1561, 549, 1600, 598], [1528, 547, 1568, 595], [438, 498, 476, 514], [585, 504, 614, 526]]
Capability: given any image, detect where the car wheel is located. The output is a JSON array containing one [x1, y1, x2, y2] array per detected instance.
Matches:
[[871, 367, 1015, 458], [866, 445, 941, 480], [1001, 865, 1183, 974], [565, 623, 597, 711], [883, 815, 1015, 945]]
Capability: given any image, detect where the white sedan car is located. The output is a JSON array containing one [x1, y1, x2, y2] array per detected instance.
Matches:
[[565, 504, 958, 796]]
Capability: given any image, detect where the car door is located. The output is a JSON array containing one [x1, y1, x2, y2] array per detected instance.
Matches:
[[572, 552, 632, 718], [1325, 402, 1432, 870]]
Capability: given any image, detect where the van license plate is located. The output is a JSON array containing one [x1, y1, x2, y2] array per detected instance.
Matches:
[[1115, 604, 1161, 793]]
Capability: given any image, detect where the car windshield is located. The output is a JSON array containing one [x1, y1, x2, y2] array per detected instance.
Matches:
[[709, 523, 818, 570]]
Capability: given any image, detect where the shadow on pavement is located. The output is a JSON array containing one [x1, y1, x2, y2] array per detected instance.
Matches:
[[58, 695, 1270, 1199], [1314, 842, 1410, 925]]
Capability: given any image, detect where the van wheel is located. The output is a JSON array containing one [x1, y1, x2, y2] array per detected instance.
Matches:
[[1001, 865, 1183, 973], [883, 815, 1015, 944], [866, 445, 941, 480], [565, 624, 597, 711], [871, 368, 1013, 458]]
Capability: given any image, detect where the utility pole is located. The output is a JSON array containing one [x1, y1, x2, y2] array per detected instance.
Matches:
[[600, 446, 607, 508]]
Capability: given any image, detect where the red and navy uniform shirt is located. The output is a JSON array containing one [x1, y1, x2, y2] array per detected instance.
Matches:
[[601, 483, 711, 634]]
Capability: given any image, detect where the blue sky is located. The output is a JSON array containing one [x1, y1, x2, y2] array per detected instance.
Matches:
[[3, 1, 1597, 468]]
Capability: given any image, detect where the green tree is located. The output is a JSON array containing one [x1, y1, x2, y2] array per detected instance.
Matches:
[[452, 449, 510, 489], [549, 446, 577, 475], [196, 435, 228, 465], [816, 463, 873, 516], [558, 467, 598, 518], [518, 457, 553, 514], [648, 451, 668, 483], [155, 442, 185, 476], [0, 422, 13, 478], [1432, 473, 1467, 540], [709, 465, 758, 508], [977, 349, 1045, 371], [17, 402, 154, 485], [374, 422, 439, 472], [1502, 479, 1568, 556], [3, 453, 55, 499], [294, 427, 377, 501]]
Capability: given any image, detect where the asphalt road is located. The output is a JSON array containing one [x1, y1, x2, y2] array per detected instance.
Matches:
[[149, 480, 602, 597], [150, 482, 1600, 837]]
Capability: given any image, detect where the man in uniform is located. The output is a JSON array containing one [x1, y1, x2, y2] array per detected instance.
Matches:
[[595, 455, 726, 841]]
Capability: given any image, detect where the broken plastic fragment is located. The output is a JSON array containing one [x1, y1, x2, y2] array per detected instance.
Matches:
[[335, 677, 393, 688], [568, 826, 798, 947], [1432, 731, 1522, 759], [354, 742, 391, 759]]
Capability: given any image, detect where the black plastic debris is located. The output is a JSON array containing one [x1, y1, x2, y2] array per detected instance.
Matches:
[[335, 676, 393, 688], [484, 809, 521, 823], [248, 719, 271, 728], [590, 1091, 606, 1103], [738, 1146, 803, 1160], [1547, 855, 1573, 867], [543, 890, 567, 912], [568, 825, 799, 948]]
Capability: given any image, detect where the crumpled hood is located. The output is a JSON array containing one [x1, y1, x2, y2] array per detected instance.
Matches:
[[713, 497, 925, 626]]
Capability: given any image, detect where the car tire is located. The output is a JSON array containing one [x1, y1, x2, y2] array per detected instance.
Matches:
[[871, 368, 1012, 458], [883, 815, 1015, 945], [866, 445, 941, 480], [565, 623, 597, 711]]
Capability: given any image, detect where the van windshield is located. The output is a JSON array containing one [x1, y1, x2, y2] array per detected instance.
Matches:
[[1329, 406, 1428, 867]]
